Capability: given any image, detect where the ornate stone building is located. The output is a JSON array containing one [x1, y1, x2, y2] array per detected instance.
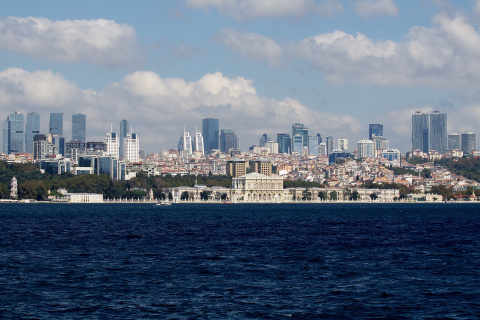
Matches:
[[231, 172, 286, 202]]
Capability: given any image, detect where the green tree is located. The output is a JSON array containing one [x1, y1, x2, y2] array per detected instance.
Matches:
[[220, 193, 228, 200], [180, 191, 190, 201], [421, 168, 432, 179], [318, 191, 326, 200], [329, 191, 337, 201], [350, 190, 360, 201], [370, 193, 378, 201], [302, 188, 312, 200]]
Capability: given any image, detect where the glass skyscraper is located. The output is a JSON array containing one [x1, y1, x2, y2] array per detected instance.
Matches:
[[429, 111, 447, 154], [277, 133, 291, 154], [202, 118, 219, 154], [461, 132, 476, 154], [412, 112, 430, 152], [292, 123, 308, 148], [72, 113, 86, 142], [119, 118, 131, 159], [220, 129, 238, 153], [369, 124, 383, 140], [3, 112, 24, 154], [49, 113, 63, 136], [326, 136, 334, 155], [25, 112, 40, 154], [448, 133, 461, 150]]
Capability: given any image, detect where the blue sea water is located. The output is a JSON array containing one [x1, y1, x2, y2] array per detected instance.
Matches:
[[0, 203, 479, 319]]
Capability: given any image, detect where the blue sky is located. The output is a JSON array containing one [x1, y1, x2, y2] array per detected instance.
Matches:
[[1, 0, 480, 154]]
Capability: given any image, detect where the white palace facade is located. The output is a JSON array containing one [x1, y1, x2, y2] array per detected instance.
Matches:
[[231, 172, 286, 202]]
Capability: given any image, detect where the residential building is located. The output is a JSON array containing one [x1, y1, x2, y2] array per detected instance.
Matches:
[[104, 131, 119, 158], [72, 113, 86, 143], [250, 159, 273, 176], [65, 140, 86, 162], [33, 134, 56, 160], [357, 140, 375, 159], [123, 132, 139, 163], [202, 118, 219, 154], [25, 112, 40, 154]]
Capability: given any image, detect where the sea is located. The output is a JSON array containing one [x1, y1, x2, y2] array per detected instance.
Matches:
[[0, 203, 479, 319]]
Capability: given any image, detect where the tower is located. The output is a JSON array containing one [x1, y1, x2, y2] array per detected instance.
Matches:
[[202, 118, 219, 154], [369, 124, 383, 140], [412, 112, 429, 152], [192, 129, 204, 155], [292, 123, 308, 148], [338, 137, 348, 152], [25, 112, 40, 154], [326, 136, 334, 155], [178, 128, 193, 158], [220, 129, 238, 153], [429, 111, 447, 154], [3, 112, 24, 154], [448, 133, 460, 150], [123, 132, 139, 163], [104, 131, 119, 158], [119, 118, 130, 159], [72, 113, 86, 143], [277, 133, 291, 154], [49, 113, 63, 136], [461, 132, 476, 154]]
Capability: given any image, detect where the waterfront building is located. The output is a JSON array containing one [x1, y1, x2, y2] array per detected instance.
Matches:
[[357, 140, 375, 159], [338, 137, 348, 152], [220, 129, 239, 153], [202, 118, 219, 154], [72, 113, 86, 143], [25, 112, 40, 154], [178, 128, 192, 158], [369, 124, 383, 140], [231, 172, 285, 202], [49, 113, 63, 136], [461, 132, 476, 154], [448, 133, 461, 150], [3, 112, 24, 154], [119, 118, 130, 159], [277, 133, 291, 154]]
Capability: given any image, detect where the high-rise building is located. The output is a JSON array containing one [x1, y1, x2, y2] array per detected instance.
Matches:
[[338, 137, 348, 152], [429, 111, 447, 154], [49, 113, 63, 136], [448, 133, 461, 150], [265, 140, 279, 154], [316, 133, 322, 144], [51, 135, 65, 156], [326, 136, 334, 155], [3, 112, 24, 154], [461, 132, 476, 154], [277, 133, 291, 154], [104, 131, 119, 158], [293, 134, 303, 154], [202, 118, 219, 154], [369, 124, 383, 140], [412, 112, 430, 152], [192, 130, 204, 155], [308, 136, 318, 156], [25, 112, 40, 154], [72, 113, 86, 143], [119, 118, 130, 159], [33, 134, 56, 160], [319, 142, 327, 155], [292, 123, 308, 148], [357, 140, 375, 159], [178, 128, 192, 158], [259, 133, 268, 147], [220, 129, 238, 153], [123, 132, 139, 163]]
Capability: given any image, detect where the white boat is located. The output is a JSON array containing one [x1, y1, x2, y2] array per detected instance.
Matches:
[[155, 201, 172, 206]]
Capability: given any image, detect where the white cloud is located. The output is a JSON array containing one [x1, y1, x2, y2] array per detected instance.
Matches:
[[0, 16, 141, 67], [0, 68, 363, 153], [214, 28, 283, 66], [354, 0, 399, 19], [186, 0, 343, 20]]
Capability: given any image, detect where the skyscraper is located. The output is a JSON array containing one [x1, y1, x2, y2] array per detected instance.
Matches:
[[25, 112, 40, 154], [429, 111, 447, 154], [448, 133, 461, 150], [3, 112, 24, 154], [104, 131, 119, 158], [178, 128, 192, 158], [412, 112, 430, 152], [220, 129, 238, 153], [192, 130, 204, 155], [293, 135, 303, 154], [277, 133, 291, 154], [119, 118, 130, 159], [338, 137, 348, 152], [326, 136, 334, 155], [202, 118, 219, 154], [292, 123, 308, 148], [461, 132, 476, 154], [72, 113, 86, 143], [259, 133, 268, 147], [308, 136, 318, 156], [357, 140, 375, 158], [316, 133, 322, 144], [49, 113, 63, 136], [369, 124, 383, 140], [123, 132, 139, 163]]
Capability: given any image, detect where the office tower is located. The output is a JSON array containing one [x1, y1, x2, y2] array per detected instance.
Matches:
[[338, 137, 348, 152], [461, 132, 476, 154], [326, 136, 334, 155], [316, 133, 322, 144], [119, 118, 130, 159], [319, 142, 327, 155], [226, 159, 246, 177], [448, 133, 461, 150], [104, 131, 119, 158], [292, 123, 308, 148], [25, 112, 40, 154], [308, 136, 318, 156], [250, 159, 272, 176], [259, 133, 268, 147], [33, 134, 56, 160], [52, 135, 65, 156], [412, 112, 429, 152], [178, 128, 192, 158], [277, 133, 291, 154], [202, 118, 219, 154], [123, 132, 139, 163], [293, 134, 303, 154], [72, 113, 86, 143], [429, 111, 447, 154], [3, 111, 24, 154], [49, 113, 63, 135], [220, 129, 239, 153], [369, 124, 383, 140], [192, 130, 204, 155], [357, 140, 375, 158]]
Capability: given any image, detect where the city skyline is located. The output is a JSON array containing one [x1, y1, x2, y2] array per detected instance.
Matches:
[[1, 1, 480, 153]]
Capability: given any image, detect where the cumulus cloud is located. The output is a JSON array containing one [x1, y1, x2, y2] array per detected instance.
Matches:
[[0, 16, 141, 67], [218, 12, 480, 88], [185, 0, 343, 20], [354, 0, 398, 19], [0, 68, 363, 152], [214, 28, 283, 66]]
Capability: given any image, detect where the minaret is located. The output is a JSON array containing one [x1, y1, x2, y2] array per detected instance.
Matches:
[[10, 176, 17, 199]]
